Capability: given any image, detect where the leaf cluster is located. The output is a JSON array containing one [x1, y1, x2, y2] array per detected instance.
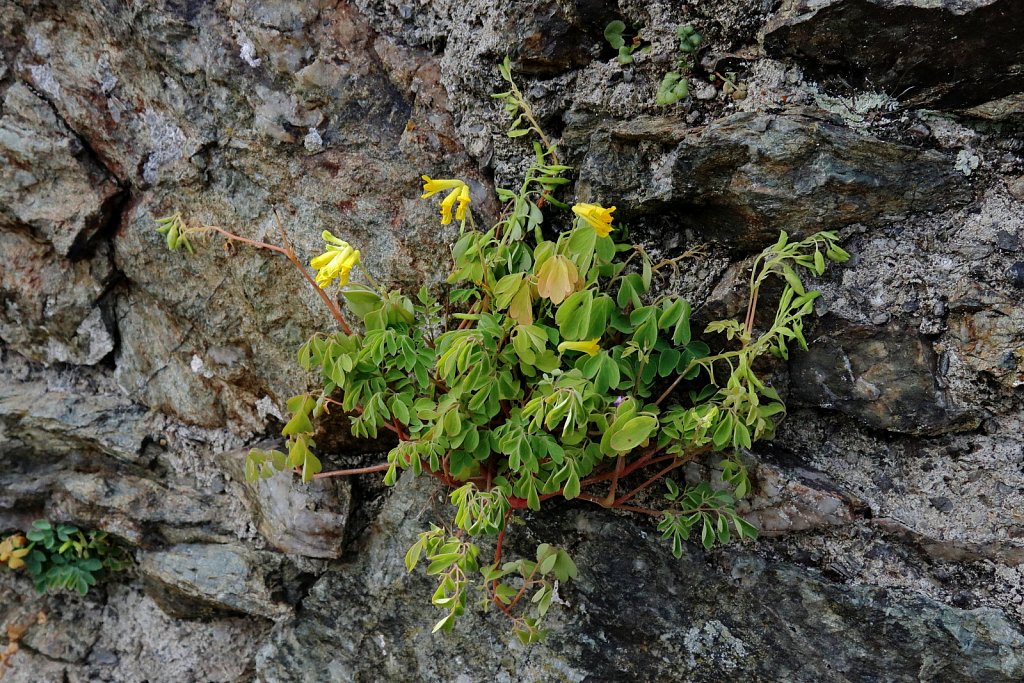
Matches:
[[157, 59, 852, 642], [657, 25, 703, 105], [603, 21, 646, 65], [658, 481, 757, 558], [1, 520, 131, 595], [155, 212, 194, 253]]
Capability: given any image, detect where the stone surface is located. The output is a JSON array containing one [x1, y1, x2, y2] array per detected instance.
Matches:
[[140, 543, 294, 621], [51, 470, 240, 547], [572, 110, 971, 248], [0, 83, 123, 258], [945, 285, 1024, 391], [221, 442, 353, 559], [743, 462, 867, 535], [1, 0, 1024, 679], [789, 318, 978, 435], [0, 228, 117, 366], [762, 0, 1024, 109], [255, 475, 1024, 683], [0, 575, 268, 683], [0, 359, 147, 461]]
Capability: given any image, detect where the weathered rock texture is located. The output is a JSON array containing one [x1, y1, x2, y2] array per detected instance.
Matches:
[[1, 0, 1023, 681], [763, 0, 1024, 109]]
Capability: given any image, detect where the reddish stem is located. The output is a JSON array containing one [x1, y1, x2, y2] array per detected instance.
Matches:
[[202, 218, 353, 335], [309, 463, 391, 479], [490, 508, 515, 612], [614, 460, 687, 506], [604, 454, 625, 505]]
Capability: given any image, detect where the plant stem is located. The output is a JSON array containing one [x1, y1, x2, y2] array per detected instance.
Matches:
[[603, 455, 625, 505], [309, 463, 391, 479], [614, 459, 687, 506], [273, 209, 353, 335]]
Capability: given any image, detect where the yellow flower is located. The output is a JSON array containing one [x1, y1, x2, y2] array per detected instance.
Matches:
[[421, 176, 471, 225], [310, 230, 360, 289], [455, 185, 471, 222], [421, 176, 466, 198], [558, 338, 601, 357], [572, 202, 616, 237]]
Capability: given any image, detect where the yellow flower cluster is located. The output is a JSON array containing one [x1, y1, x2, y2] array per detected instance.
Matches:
[[572, 203, 616, 237], [422, 176, 471, 225], [0, 534, 30, 570], [310, 231, 360, 289]]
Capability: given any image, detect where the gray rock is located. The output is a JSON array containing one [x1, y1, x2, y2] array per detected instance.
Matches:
[[496, 0, 605, 76], [2, 0, 1024, 679], [0, 83, 123, 258], [0, 574, 268, 683], [21, 598, 103, 663], [0, 227, 116, 366], [221, 443, 352, 559], [946, 285, 1024, 391], [256, 474, 1024, 682], [51, 470, 239, 547], [744, 463, 867, 535], [789, 318, 979, 435], [0, 372, 147, 462], [572, 110, 971, 247], [762, 0, 1024, 109], [140, 543, 294, 621]]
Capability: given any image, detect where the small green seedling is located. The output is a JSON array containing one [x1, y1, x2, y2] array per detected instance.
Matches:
[[657, 25, 703, 105]]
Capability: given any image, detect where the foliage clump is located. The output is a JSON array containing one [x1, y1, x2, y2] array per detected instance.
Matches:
[[159, 57, 848, 642], [657, 25, 703, 105], [1, 520, 131, 595]]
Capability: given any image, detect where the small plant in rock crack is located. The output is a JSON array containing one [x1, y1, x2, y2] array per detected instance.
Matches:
[[1, 521, 132, 595], [657, 24, 703, 105], [710, 70, 748, 101], [603, 20, 646, 65], [157, 57, 849, 643]]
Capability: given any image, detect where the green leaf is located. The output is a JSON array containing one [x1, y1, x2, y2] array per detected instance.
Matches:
[[733, 421, 752, 449], [432, 612, 457, 633], [494, 273, 525, 310], [553, 551, 578, 582], [616, 273, 645, 309], [604, 20, 626, 50], [609, 415, 658, 452], [563, 469, 581, 500], [813, 249, 826, 274], [341, 286, 384, 320], [555, 290, 593, 341], [712, 413, 734, 450]]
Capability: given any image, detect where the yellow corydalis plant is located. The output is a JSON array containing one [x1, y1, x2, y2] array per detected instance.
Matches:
[[158, 56, 851, 645], [310, 231, 361, 289], [421, 176, 472, 225]]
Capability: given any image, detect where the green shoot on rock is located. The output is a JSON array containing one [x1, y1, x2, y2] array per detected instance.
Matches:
[[657, 25, 703, 105], [1, 520, 132, 595]]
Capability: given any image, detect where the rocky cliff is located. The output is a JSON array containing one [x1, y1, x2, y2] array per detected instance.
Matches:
[[1, 0, 1023, 681]]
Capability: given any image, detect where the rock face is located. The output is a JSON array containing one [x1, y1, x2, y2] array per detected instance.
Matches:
[[572, 110, 971, 247], [789, 318, 978, 435], [763, 0, 1024, 109], [2, 0, 1024, 681], [140, 543, 294, 621], [221, 442, 353, 559], [255, 475, 1024, 683]]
